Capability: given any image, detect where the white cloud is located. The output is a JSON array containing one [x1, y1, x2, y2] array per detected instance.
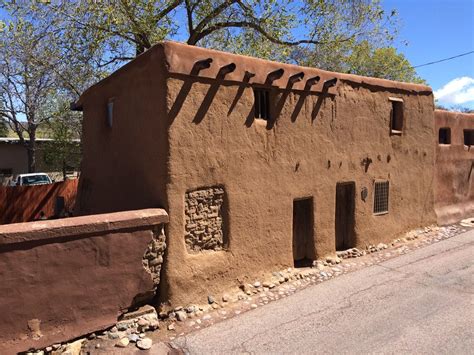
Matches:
[[434, 76, 474, 105]]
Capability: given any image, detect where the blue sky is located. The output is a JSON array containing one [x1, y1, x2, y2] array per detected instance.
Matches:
[[383, 0, 474, 109]]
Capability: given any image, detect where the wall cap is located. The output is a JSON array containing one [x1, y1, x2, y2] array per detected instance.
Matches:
[[0, 209, 168, 245]]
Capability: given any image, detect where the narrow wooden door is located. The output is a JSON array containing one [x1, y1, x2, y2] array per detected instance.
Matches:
[[335, 182, 356, 251]]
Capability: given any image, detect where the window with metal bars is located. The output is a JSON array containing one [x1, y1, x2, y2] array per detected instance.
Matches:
[[254, 88, 270, 120], [373, 181, 389, 215]]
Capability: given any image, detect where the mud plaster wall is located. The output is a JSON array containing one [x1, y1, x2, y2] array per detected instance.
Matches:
[[76, 43, 436, 306], [75, 45, 170, 216], [185, 186, 227, 252], [434, 110, 474, 224], [163, 75, 436, 306], [0, 209, 168, 354]]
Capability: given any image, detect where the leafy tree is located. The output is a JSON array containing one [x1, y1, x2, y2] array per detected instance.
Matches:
[[4, 0, 403, 76], [0, 118, 7, 137], [0, 18, 59, 172], [42, 104, 82, 180]]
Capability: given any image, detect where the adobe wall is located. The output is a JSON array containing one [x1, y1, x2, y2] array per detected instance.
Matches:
[[0, 208, 168, 354], [75, 45, 170, 216], [75, 42, 437, 307], [0, 179, 78, 224], [161, 43, 437, 305], [434, 110, 474, 224]]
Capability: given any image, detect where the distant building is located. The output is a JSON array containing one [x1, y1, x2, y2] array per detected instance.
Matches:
[[0, 137, 80, 184]]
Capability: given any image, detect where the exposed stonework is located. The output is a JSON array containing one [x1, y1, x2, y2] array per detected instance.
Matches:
[[143, 225, 167, 286], [185, 186, 226, 252]]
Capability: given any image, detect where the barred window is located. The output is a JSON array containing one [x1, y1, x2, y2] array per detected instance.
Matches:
[[373, 181, 389, 215]]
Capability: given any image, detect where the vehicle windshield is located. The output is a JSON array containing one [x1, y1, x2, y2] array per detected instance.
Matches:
[[21, 175, 50, 185]]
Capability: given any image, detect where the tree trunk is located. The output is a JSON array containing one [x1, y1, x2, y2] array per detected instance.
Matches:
[[26, 133, 36, 173]]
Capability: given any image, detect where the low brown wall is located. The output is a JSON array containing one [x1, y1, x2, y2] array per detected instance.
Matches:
[[434, 110, 474, 224], [0, 208, 168, 354], [0, 179, 78, 225]]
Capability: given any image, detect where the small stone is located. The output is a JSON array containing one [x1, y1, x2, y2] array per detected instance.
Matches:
[[45, 347, 52, 352], [251, 304, 258, 309], [116, 337, 129, 348], [222, 294, 230, 302], [202, 314, 212, 320], [208, 295, 215, 304], [168, 323, 176, 331], [95, 344, 101, 349], [253, 281, 261, 288], [138, 318, 149, 326], [128, 333, 140, 342], [108, 332, 120, 340], [212, 303, 220, 309], [176, 310, 187, 321], [136, 337, 153, 350]]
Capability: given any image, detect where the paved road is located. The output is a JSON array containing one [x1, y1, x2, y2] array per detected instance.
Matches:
[[172, 230, 474, 354]]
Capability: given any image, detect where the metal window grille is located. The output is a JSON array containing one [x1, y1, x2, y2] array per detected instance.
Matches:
[[373, 181, 389, 215], [254, 89, 270, 120]]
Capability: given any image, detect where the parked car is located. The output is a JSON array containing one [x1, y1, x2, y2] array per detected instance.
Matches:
[[13, 173, 53, 186]]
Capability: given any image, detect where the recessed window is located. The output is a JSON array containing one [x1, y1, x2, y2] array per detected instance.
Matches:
[[439, 127, 451, 145], [254, 88, 270, 120], [373, 181, 389, 215], [464, 129, 474, 146], [389, 98, 403, 134]]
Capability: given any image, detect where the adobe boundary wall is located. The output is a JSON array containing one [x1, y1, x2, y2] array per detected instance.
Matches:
[[434, 110, 474, 224], [0, 208, 168, 354]]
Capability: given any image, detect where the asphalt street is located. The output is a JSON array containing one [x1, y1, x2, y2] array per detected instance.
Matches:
[[171, 229, 474, 354]]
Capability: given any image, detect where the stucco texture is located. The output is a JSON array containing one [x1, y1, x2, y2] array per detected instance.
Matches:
[[434, 110, 474, 224], [0, 209, 168, 354], [76, 42, 436, 306]]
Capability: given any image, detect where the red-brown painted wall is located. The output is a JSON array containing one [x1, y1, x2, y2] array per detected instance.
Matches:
[[434, 110, 474, 224], [0, 209, 168, 354], [0, 179, 78, 224]]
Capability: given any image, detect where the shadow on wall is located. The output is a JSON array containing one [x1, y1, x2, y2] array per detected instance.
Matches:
[[168, 61, 335, 129], [0, 179, 78, 224]]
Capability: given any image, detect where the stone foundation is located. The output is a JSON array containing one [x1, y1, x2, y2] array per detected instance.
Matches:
[[184, 186, 226, 252], [143, 225, 167, 287]]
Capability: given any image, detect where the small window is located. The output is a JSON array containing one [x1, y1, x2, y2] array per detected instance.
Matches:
[[439, 127, 451, 145], [464, 129, 474, 146], [254, 89, 270, 120], [389, 98, 403, 134], [373, 181, 389, 215]]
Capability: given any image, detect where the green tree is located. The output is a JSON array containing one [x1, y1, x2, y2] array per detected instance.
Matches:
[[346, 41, 424, 83], [4, 0, 402, 74], [0, 118, 7, 137], [42, 101, 82, 180], [0, 18, 59, 172]]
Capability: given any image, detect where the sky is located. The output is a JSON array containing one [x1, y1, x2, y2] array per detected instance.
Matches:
[[383, 0, 474, 109], [0, 1, 472, 109]]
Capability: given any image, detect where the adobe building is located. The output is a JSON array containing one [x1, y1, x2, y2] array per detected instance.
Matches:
[[74, 41, 437, 305], [434, 109, 474, 224]]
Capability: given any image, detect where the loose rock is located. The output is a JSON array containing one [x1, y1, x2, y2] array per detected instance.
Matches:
[[136, 337, 153, 350]]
